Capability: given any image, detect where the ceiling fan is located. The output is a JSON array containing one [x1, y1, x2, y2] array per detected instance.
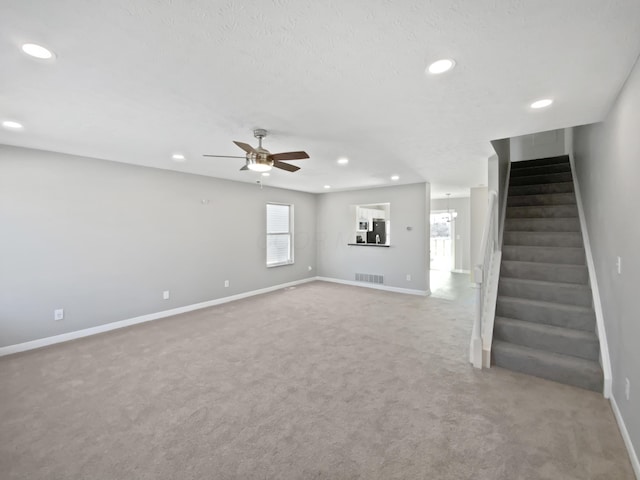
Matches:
[[204, 129, 309, 173]]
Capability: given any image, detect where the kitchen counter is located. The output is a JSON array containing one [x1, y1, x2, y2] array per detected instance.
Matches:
[[347, 243, 390, 247]]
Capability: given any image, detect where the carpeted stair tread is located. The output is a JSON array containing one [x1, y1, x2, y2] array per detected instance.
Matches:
[[496, 296, 596, 331], [509, 182, 574, 196], [500, 260, 589, 284], [494, 317, 599, 361], [510, 172, 573, 186], [510, 163, 572, 178], [498, 277, 592, 307], [505, 217, 580, 232], [503, 231, 583, 247], [492, 340, 603, 392], [506, 204, 578, 218], [502, 245, 585, 265], [507, 193, 576, 207], [510, 156, 569, 169]]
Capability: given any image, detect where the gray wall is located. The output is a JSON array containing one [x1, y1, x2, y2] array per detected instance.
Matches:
[[572, 56, 640, 458], [510, 129, 566, 162], [431, 197, 470, 272], [316, 183, 430, 293], [0, 145, 317, 346]]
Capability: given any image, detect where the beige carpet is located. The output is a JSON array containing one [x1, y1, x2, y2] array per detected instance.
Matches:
[[0, 280, 634, 479]]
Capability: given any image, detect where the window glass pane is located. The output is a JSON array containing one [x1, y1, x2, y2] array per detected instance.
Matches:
[[267, 204, 290, 233], [267, 234, 290, 265]]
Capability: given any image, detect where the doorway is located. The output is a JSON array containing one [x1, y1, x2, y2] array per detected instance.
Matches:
[[430, 211, 455, 271]]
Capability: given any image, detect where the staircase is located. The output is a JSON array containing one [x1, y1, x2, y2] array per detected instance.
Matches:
[[492, 155, 603, 392]]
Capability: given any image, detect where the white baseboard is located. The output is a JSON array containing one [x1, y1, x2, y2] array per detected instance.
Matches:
[[568, 154, 612, 398], [316, 276, 429, 296], [0, 277, 317, 357], [452, 269, 471, 274], [611, 395, 640, 479]]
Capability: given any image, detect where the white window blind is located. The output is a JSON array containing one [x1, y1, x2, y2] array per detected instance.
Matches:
[[266, 203, 293, 266]]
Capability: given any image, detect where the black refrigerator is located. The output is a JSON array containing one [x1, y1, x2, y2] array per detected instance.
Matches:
[[367, 220, 386, 244]]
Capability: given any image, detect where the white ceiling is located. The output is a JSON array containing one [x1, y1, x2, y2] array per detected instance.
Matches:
[[1, 1, 639, 197]]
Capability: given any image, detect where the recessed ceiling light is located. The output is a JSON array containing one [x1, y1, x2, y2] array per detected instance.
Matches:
[[324, 185, 331, 189], [530, 98, 553, 109], [391, 175, 400, 181], [337, 157, 349, 165], [262, 172, 270, 177], [21, 43, 55, 60], [427, 58, 455, 75], [172, 153, 185, 162], [2, 120, 24, 130]]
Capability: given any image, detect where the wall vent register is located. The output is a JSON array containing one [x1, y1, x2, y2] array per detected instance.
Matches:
[[355, 273, 384, 284]]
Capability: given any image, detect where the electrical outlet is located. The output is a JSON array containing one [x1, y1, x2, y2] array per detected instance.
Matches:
[[625, 378, 630, 400], [616, 256, 622, 275], [406, 274, 411, 281], [54, 309, 64, 321], [163, 290, 170, 300], [224, 280, 229, 288]]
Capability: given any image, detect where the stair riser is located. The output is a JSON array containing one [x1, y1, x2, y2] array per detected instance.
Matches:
[[509, 183, 574, 196], [498, 281, 592, 307], [507, 193, 576, 207], [510, 156, 570, 170], [493, 322, 600, 361], [503, 232, 583, 247], [506, 205, 578, 218], [501, 262, 589, 284], [492, 347, 602, 392], [502, 246, 585, 265], [496, 298, 596, 331], [505, 218, 581, 232], [510, 172, 573, 186], [510, 163, 572, 178]]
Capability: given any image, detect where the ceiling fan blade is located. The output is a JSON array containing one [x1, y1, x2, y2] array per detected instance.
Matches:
[[203, 154, 246, 158], [233, 141, 257, 154], [240, 165, 249, 171], [273, 161, 300, 172], [269, 151, 309, 161]]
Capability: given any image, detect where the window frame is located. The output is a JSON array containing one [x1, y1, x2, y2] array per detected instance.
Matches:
[[266, 202, 294, 267]]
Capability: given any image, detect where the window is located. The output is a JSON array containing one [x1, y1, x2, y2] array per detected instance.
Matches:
[[266, 203, 294, 266]]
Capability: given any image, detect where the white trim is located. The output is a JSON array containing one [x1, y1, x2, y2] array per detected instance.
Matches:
[[0, 277, 317, 357], [498, 160, 511, 249], [611, 395, 640, 479], [316, 276, 429, 296], [452, 269, 471, 274], [567, 153, 613, 398]]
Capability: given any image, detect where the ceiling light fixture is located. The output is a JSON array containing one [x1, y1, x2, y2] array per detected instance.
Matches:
[[337, 157, 349, 165], [427, 58, 455, 75], [530, 98, 553, 109], [391, 175, 399, 181], [172, 153, 186, 162], [2, 120, 24, 130], [247, 163, 272, 172], [21, 43, 55, 60], [324, 185, 331, 189]]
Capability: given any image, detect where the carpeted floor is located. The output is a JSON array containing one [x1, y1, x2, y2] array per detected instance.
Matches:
[[0, 280, 634, 479]]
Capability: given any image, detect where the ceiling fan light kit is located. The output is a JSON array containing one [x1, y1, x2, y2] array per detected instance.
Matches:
[[204, 129, 309, 173]]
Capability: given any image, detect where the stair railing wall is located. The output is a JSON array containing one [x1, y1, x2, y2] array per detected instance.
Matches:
[[567, 153, 613, 398], [470, 190, 500, 368]]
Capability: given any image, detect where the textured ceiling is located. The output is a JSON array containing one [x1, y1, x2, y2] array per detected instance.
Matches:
[[1, 0, 639, 197]]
